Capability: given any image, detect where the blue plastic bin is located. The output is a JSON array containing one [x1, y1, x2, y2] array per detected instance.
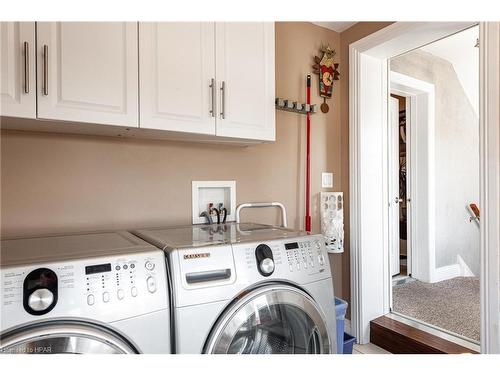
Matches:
[[334, 297, 348, 354], [343, 333, 356, 354]]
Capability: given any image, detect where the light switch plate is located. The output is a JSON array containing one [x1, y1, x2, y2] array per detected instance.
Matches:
[[322, 172, 333, 188]]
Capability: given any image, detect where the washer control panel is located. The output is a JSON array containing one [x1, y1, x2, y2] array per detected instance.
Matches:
[[1, 250, 168, 327], [84, 256, 160, 308]]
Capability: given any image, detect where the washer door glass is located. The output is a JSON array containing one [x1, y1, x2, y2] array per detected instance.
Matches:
[[205, 285, 331, 354], [0, 321, 137, 354]]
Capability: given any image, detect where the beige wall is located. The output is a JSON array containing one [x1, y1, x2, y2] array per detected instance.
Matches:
[[0, 22, 347, 296]]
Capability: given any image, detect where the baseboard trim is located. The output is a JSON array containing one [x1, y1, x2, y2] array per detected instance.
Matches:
[[432, 264, 461, 282], [431, 255, 475, 282]]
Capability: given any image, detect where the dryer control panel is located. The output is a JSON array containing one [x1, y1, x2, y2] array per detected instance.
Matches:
[[283, 238, 327, 273], [1, 250, 168, 329], [234, 234, 331, 286]]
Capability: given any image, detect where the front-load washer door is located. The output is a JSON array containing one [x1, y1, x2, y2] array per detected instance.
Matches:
[[0, 321, 138, 354], [204, 284, 331, 354]]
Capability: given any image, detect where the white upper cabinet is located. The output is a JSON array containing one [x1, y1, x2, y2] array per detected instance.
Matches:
[[139, 22, 216, 135], [36, 22, 139, 127], [0, 22, 36, 118], [215, 23, 275, 141], [2, 22, 276, 143]]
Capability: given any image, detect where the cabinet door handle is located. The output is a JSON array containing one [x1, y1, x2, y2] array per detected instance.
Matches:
[[209, 78, 216, 117], [220, 81, 225, 119], [23, 41, 29, 94], [43, 45, 48, 96]]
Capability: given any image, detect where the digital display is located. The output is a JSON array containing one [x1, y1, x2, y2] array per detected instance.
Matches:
[[285, 242, 299, 250], [85, 263, 111, 275]]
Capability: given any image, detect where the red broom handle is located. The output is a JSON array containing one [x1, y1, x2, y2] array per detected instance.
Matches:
[[305, 75, 312, 232]]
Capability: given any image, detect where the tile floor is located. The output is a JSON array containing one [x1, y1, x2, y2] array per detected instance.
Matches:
[[353, 343, 391, 354]]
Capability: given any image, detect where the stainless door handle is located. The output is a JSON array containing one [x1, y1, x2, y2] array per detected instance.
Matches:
[[220, 81, 225, 119], [185, 269, 231, 284], [395, 197, 403, 204], [23, 41, 29, 94], [209, 78, 216, 117], [43, 45, 48, 96]]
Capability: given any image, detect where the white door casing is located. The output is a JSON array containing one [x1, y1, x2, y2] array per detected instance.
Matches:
[[139, 22, 216, 135], [215, 22, 275, 141], [0, 22, 36, 118], [389, 97, 401, 277], [36, 22, 139, 127], [479, 22, 500, 354], [390, 72, 435, 283]]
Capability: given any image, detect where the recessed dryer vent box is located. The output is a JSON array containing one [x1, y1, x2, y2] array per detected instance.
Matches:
[[192, 181, 236, 224]]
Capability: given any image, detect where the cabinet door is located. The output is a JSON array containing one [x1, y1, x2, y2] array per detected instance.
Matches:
[[215, 23, 275, 141], [36, 22, 138, 127], [139, 22, 216, 135], [0, 22, 36, 118]]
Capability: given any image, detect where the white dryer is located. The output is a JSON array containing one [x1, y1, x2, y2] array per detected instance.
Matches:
[[132, 223, 336, 354], [0, 231, 170, 354]]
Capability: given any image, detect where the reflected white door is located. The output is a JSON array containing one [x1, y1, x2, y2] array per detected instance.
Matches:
[[390, 97, 401, 276]]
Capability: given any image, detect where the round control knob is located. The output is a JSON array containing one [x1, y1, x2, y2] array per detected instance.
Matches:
[[145, 261, 155, 271], [28, 288, 54, 312], [255, 244, 275, 277], [259, 258, 275, 275]]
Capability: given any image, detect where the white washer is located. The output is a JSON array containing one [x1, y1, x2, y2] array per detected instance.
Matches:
[[0, 231, 170, 354], [133, 223, 336, 354]]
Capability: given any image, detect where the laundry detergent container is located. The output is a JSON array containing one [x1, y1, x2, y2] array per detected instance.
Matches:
[[335, 297, 352, 354]]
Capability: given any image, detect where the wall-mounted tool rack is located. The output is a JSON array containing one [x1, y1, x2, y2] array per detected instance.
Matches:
[[275, 98, 317, 115]]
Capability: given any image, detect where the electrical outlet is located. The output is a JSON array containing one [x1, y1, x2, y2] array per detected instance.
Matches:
[[322, 172, 333, 188]]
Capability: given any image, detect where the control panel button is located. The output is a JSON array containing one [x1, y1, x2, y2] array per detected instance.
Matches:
[[147, 276, 157, 293], [130, 263, 135, 269], [145, 261, 155, 271], [131, 286, 138, 297], [123, 264, 128, 270], [117, 289, 125, 300], [103, 291, 110, 303], [318, 255, 324, 266], [115, 265, 121, 271], [87, 294, 95, 306]]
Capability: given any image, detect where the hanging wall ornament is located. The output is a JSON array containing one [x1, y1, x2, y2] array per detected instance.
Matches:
[[313, 45, 340, 113]]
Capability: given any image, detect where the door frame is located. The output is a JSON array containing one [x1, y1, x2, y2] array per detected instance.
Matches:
[[349, 22, 500, 353], [390, 72, 436, 283]]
